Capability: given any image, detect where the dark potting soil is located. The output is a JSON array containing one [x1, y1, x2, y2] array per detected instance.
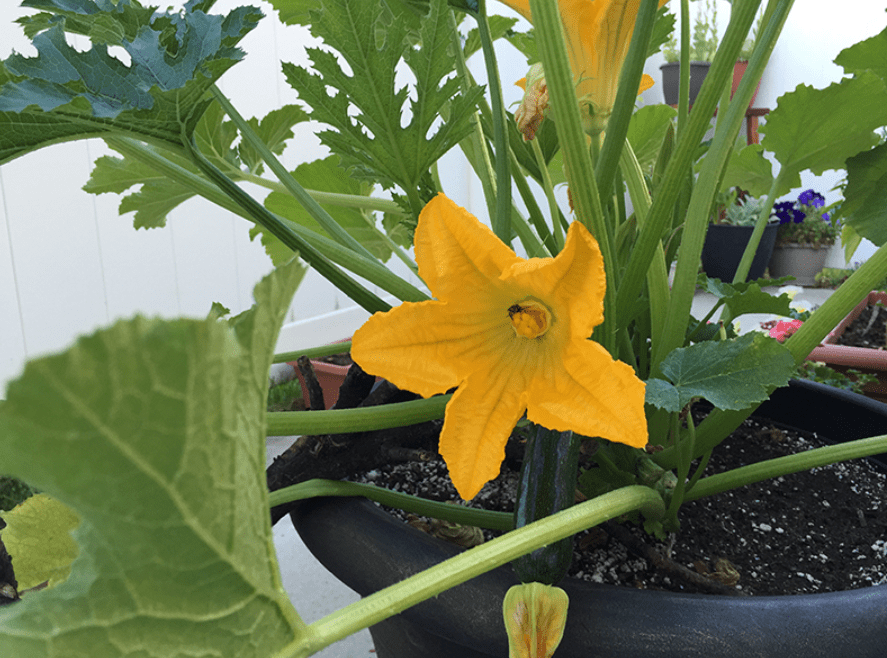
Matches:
[[351, 413, 887, 596], [317, 352, 354, 366], [836, 303, 886, 350]]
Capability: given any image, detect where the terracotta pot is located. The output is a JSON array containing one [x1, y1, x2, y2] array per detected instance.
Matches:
[[731, 60, 762, 108], [291, 359, 350, 410], [291, 380, 887, 657], [768, 243, 830, 286], [809, 291, 887, 403]]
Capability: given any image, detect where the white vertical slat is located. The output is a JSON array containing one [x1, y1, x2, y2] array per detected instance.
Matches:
[[0, 167, 28, 389]]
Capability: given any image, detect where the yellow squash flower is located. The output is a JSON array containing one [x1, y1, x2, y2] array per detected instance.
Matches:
[[501, 0, 668, 134], [352, 194, 647, 500], [503, 582, 570, 658]]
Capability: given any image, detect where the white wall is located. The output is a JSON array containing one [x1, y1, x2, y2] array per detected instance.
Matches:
[[3, 1, 886, 391]]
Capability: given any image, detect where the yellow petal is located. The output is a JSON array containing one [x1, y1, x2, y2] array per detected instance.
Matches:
[[352, 299, 511, 399], [638, 72, 655, 95], [438, 366, 529, 500], [415, 194, 521, 303], [503, 582, 569, 658], [527, 338, 647, 448]]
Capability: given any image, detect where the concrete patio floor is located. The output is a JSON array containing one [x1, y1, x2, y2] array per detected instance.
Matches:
[[268, 284, 835, 657]]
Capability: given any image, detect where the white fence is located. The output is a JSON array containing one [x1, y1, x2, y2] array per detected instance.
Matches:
[[2, 0, 884, 390]]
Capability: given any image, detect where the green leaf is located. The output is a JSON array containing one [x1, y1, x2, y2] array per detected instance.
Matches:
[[84, 102, 307, 229], [0, 260, 306, 656], [282, 0, 483, 194], [759, 73, 887, 195], [463, 15, 517, 59], [0, 1, 262, 164], [263, 156, 392, 262], [17, 0, 158, 45], [237, 105, 309, 174], [841, 141, 887, 246], [720, 143, 774, 198], [626, 104, 677, 175], [645, 333, 795, 412], [1, 494, 80, 591], [834, 23, 887, 82], [700, 278, 793, 319]]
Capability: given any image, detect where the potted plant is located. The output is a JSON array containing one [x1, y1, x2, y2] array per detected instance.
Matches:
[[2, 1, 887, 657], [660, 0, 763, 107], [809, 290, 887, 403], [769, 189, 840, 285], [701, 192, 779, 282], [660, 0, 718, 105]]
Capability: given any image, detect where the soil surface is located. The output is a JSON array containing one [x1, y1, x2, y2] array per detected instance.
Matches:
[[351, 412, 887, 596], [836, 303, 886, 350], [316, 352, 354, 366]]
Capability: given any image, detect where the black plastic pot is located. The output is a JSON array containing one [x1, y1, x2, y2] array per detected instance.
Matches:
[[701, 222, 779, 282], [659, 61, 711, 105], [290, 380, 887, 657]]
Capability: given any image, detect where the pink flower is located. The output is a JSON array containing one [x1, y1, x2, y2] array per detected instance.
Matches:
[[768, 319, 803, 342]]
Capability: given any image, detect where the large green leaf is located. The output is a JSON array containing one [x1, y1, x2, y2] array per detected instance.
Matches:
[[626, 104, 677, 175], [699, 277, 793, 320], [834, 23, 887, 83], [0, 260, 306, 656], [841, 141, 887, 247], [84, 102, 308, 229], [759, 72, 887, 196], [645, 332, 795, 412], [720, 143, 774, 198], [0, 0, 262, 164], [263, 156, 393, 263], [282, 0, 483, 196]]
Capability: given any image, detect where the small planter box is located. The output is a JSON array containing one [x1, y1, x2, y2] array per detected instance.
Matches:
[[809, 291, 887, 403]]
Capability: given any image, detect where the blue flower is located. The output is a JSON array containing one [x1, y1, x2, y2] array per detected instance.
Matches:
[[793, 209, 806, 223], [823, 212, 831, 222], [773, 201, 794, 224], [798, 189, 815, 205]]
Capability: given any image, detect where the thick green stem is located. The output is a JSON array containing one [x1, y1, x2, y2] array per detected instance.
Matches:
[[269, 479, 513, 530], [183, 136, 390, 314], [595, 0, 661, 198], [528, 0, 615, 354], [687, 434, 887, 501], [211, 86, 378, 263], [476, 0, 512, 242], [266, 395, 450, 436], [651, 0, 771, 373], [277, 485, 664, 658]]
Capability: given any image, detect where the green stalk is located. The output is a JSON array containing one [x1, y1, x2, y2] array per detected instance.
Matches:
[[619, 142, 669, 353], [617, 0, 784, 331], [183, 136, 390, 314], [651, 0, 771, 372], [595, 0, 661, 199], [476, 0, 512, 242], [278, 485, 664, 658], [676, 0, 691, 137], [531, 137, 564, 251], [107, 136, 428, 303], [686, 434, 887, 502], [449, 10, 499, 226], [268, 479, 513, 531], [266, 395, 450, 436], [528, 0, 615, 354], [211, 86, 379, 263], [273, 341, 352, 363]]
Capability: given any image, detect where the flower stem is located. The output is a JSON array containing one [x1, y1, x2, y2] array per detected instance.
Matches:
[[528, 0, 614, 354], [687, 434, 887, 502], [265, 395, 450, 436], [268, 479, 513, 530]]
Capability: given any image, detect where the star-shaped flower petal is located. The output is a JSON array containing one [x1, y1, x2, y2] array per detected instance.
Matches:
[[352, 194, 647, 500]]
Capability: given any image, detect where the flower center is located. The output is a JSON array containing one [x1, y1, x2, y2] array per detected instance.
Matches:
[[508, 300, 551, 339]]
